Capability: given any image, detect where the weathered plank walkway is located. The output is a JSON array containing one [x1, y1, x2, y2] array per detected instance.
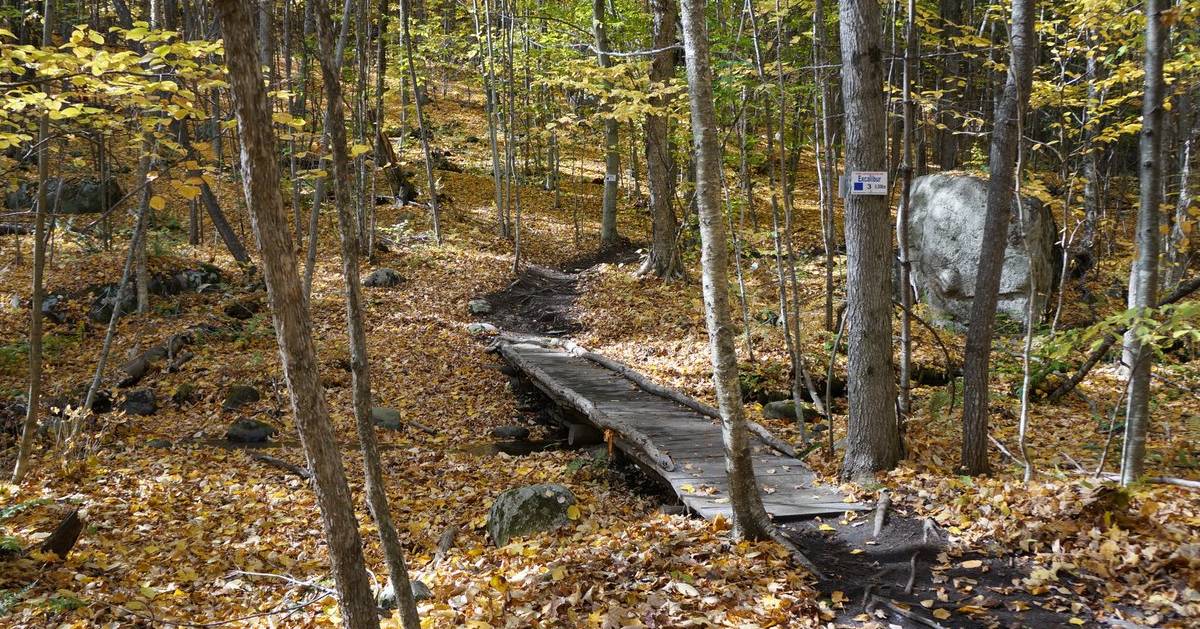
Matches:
[[494, 339, 866, 521]]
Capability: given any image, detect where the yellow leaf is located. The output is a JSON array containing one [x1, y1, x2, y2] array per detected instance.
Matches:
[[818, 523, 836, 532], [932, 608, 951, 620], [961, 559, 983, 569], [1069, 619, 1085, 626], [566, 504, 581, 520], [549, 566, 565, 581], [350, 143, 371, 158], [149, 195, 166, 211], [680, 483, 696, 493], [831, 590, 845, 603]]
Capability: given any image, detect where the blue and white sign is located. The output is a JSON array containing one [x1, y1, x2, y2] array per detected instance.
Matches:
[[850, 171, 888, 196]]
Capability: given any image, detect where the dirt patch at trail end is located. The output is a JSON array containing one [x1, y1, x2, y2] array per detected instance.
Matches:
[[483, 243, 639, 336], [786, 512, 1092, 628]]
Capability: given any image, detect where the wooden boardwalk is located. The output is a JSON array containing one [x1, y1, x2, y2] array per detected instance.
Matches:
[[495, 339, 866, 521]]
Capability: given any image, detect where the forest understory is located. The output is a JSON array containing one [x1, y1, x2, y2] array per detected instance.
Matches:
[[0, 82, 1195, 627], [0, 0, 1199, 626]]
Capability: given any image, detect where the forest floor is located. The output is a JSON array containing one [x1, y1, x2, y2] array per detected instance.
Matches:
[[0, 83, 1197, 627]]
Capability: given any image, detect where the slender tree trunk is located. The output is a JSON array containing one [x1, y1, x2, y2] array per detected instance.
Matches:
[[936, 0, 962, 170], [11, 0, 52, 484], [593, 0, 620, 247], [313, 2, 420, 625], [639, 0, 679, 278], [960, 0, 1035, 475], [213, 2, 379, 626], [839, 0, 902, 479], [1166, 90, 1196, 290], [896, 0, 917, 417], [1120, 0, 1167, 486], [400, 0, 440, 243], [680, 0, 773, 542]]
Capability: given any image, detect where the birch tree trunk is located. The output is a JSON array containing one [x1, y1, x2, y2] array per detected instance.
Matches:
[[838, 0, 902, 479], [679, 0, 773, 541], [960, 0, 1035, 476], [1120, 0, 1167, 486], [213, 1, 379, 625]]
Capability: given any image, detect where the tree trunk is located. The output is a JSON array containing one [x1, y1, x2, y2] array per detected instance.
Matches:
[[935, 0, 962, 170], [960, 0, 1035, 476], [1120, 0, 1167, 486], [896, 0, 918, 417], [400, 0, 441, 243], [679, 0, 774, 542], [593, 0, 620, 247], [213, 2, 379, 626], [839, 0, 902, 479], [11, 0, 52, 484], [313, 2, 420, 625], [639, 0, 679, 278]]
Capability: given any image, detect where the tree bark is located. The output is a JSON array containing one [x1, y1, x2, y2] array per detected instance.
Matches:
[[313, 2, 420, 624], [959, 0, 1035, 476], [593, 0, 620, 247], [213, 2, 379, 626], [1120, 0, 1167, 486], [838, 0, 902, 479], [400, 0, 441, 243], [679, 0, 774, 541], [639, 0, 679, 278], [10, 0, 52, 484]]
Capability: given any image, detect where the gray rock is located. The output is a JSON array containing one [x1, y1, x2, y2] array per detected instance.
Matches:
[[172, 382, 197, 406], [762, 400, 814, 422], [371, 406, 403, 430], [121, 389, 157, 415], [363, 268, 405, 288], [490, 425, 530, 440], [377, 579, 432, 610], [907, 172, 1055, 327], [223, 298, 262, 320], [466, 322, 498, 336], [5, 177, 123, 215], [147, 438, 173, 449], [487, 483, 577, 547], [468, 299, 493, 315], [222, 385, 261, 411], [226, 418, 277, 443]]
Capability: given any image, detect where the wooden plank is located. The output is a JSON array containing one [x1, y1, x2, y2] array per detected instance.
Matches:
[[500, 342, 866, 519]]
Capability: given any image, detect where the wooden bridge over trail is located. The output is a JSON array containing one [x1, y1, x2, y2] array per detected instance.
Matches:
[[492, 337, 866, 521]]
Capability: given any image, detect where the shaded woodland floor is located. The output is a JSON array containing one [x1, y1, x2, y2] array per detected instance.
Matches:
[[0, 85, 1197, 626]]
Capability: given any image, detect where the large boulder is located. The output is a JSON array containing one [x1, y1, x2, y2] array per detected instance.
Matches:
[[487, 484, 577, 547], [906, 173, 1055, 327], [5, 177, 123, 215]]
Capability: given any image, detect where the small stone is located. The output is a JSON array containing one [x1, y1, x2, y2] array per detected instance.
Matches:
[[222, 385, 261, 411], [762, 400, 814, 422], [172, 382, 198, 406], [223, 298, 261, 320], [226, 418, 277, 443], [371, 406, 403, 430], [468, 299, 492, 315], [466, 322, 498, 336], [121, 389, 157, 415], [491, 425, 530, 440], [363, 268, 405, 288], [377, 579, 433, 609], [147, 438, 173, 449]]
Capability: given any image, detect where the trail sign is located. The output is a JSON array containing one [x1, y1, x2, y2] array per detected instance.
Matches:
[[849, 171, 887, 196]]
